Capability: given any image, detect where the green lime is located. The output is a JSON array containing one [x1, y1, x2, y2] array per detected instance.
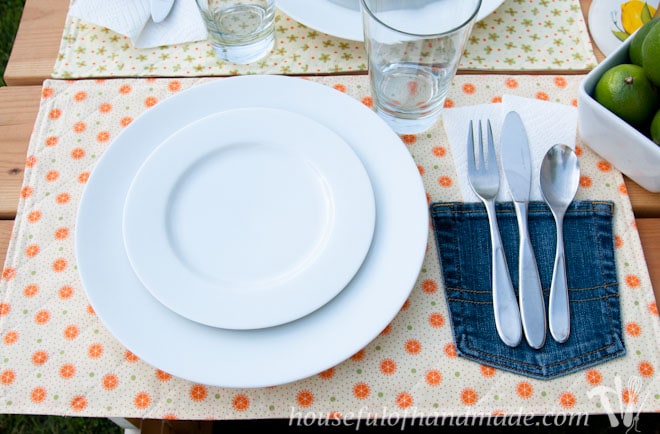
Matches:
[[641, 19, 660, 86], [594, 64, 659, 126], [629, 17, 660, 66], [651, 110, 660, 144]]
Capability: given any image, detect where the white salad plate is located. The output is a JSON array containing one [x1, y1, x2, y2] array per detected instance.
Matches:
[[277, 0, 505, 41], [76, 75, 428, 388], [122, 107, 376, 330], [588, 0, 659, 56]]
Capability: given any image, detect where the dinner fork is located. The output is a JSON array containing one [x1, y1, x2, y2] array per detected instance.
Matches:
[[467, 120, 522, 348]]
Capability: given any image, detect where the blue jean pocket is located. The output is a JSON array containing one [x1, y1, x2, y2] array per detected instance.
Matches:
[[429, 201, 625, 380]]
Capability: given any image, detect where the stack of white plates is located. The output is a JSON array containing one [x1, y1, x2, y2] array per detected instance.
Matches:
[[76, 75, 428, 388], [277, 0, 506, 41]]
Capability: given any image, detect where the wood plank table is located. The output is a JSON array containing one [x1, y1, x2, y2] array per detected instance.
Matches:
[[1, 0, 659, 432]]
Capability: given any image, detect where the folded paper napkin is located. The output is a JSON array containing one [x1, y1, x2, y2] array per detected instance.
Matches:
[[69, 0, 207, 49], [442, 95, 578, 202]]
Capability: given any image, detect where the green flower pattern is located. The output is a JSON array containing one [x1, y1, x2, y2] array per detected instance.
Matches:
[[53, 0, 597, 79]]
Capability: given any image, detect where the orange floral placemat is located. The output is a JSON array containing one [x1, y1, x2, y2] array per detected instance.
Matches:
[[52, 0, 597, 79], [1, 74, 658, 420]]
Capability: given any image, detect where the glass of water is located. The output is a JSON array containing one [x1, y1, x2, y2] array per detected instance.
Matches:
[[196, 0, 276, 64], [360, 0, 481, 134]]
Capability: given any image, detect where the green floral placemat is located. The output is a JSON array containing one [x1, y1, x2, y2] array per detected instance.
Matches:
[[52, 0, 597, 78]]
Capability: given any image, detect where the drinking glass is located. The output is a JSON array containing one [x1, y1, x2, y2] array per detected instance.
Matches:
[[360, 0, 481, 134], [196, 0, 276, 64]]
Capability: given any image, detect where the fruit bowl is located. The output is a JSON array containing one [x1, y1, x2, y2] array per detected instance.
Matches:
[[578, 34, 660, 192]]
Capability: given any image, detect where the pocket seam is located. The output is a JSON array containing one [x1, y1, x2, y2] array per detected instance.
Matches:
[[462, 335, 622, 371]]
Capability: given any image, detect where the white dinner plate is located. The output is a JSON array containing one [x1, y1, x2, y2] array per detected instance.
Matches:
[[123, 107, 376, 329], [277, 0, 505, 41], [76, 75, 428, 388], [588, 0, 659, 56]]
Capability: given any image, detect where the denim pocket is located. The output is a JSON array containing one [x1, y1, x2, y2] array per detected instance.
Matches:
[[429, 201, 625, 380]]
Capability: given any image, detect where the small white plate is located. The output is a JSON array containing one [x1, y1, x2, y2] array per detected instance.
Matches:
[[76, 75, 428, 388], [123, 108, 376, 329], [588, 0, 659, 56], [277, 0, 505, 41]]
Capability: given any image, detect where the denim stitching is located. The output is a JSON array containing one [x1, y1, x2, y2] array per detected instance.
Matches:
[[595, 202, 608, 292], [449, 293, 620, 305], [567, 282, 619, 292], [446, 282, 619, 293], [571, 294, 621, 302], [447, 299, 492, 304], [595, 202, 617, 339], [464, 339, 620, 370], [444, 287, 490, 293], [453, 203, 463, 293]]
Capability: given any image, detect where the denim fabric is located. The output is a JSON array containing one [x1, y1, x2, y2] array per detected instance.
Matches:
[[429, 201, 625, 380]]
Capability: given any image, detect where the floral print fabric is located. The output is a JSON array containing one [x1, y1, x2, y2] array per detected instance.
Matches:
[[52, 0, 597, 79], [0, 75, 657, 420]]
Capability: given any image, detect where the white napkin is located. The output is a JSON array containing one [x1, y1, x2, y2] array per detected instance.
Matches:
[[69, 0, 208, 49], [442, 95, 578, 202]]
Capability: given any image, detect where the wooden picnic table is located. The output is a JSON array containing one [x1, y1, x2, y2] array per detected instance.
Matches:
[[0, 2, 659, 432]]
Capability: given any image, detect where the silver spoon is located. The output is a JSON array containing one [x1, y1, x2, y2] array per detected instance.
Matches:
[[540, 144, 580, 344]]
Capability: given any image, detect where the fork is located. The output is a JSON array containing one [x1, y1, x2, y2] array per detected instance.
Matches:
[[467, 120, 522, 348]]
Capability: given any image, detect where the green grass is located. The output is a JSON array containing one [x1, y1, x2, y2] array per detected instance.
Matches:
[[0, 0, 26, 86], [0, 414, 120, 434]]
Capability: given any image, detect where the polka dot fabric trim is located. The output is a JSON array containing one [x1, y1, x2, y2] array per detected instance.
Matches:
[[0, 75, 658, 419]]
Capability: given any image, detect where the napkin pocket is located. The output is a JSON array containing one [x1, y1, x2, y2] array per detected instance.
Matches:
[[430, 201, 625, 380]]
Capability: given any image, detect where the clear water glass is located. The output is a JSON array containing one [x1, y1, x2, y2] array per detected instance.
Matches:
[[360, 0, 481, 134], [196, 0, 276, 64]]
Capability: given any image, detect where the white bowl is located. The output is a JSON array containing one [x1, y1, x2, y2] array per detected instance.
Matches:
[[578, 35, 660, 192]]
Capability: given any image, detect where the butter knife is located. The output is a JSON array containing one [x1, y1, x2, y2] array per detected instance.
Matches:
[[500, 111, 546, 349], [151, 0, 175, 23]]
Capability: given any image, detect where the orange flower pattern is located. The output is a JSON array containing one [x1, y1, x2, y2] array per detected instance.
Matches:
[[0, 75, 656, 421]]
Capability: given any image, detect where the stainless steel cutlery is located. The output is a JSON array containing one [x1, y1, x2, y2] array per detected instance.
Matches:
[[466, 113, 579, 348], [540, 144, 580, 343], [467, 119, 523, 348], [500, 111, 546, 349]]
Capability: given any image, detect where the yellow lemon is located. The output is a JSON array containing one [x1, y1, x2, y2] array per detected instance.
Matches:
[[621, 1, 657, 35]]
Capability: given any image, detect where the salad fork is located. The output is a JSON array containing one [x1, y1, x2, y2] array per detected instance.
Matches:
[[466, 120, 522, 347]]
